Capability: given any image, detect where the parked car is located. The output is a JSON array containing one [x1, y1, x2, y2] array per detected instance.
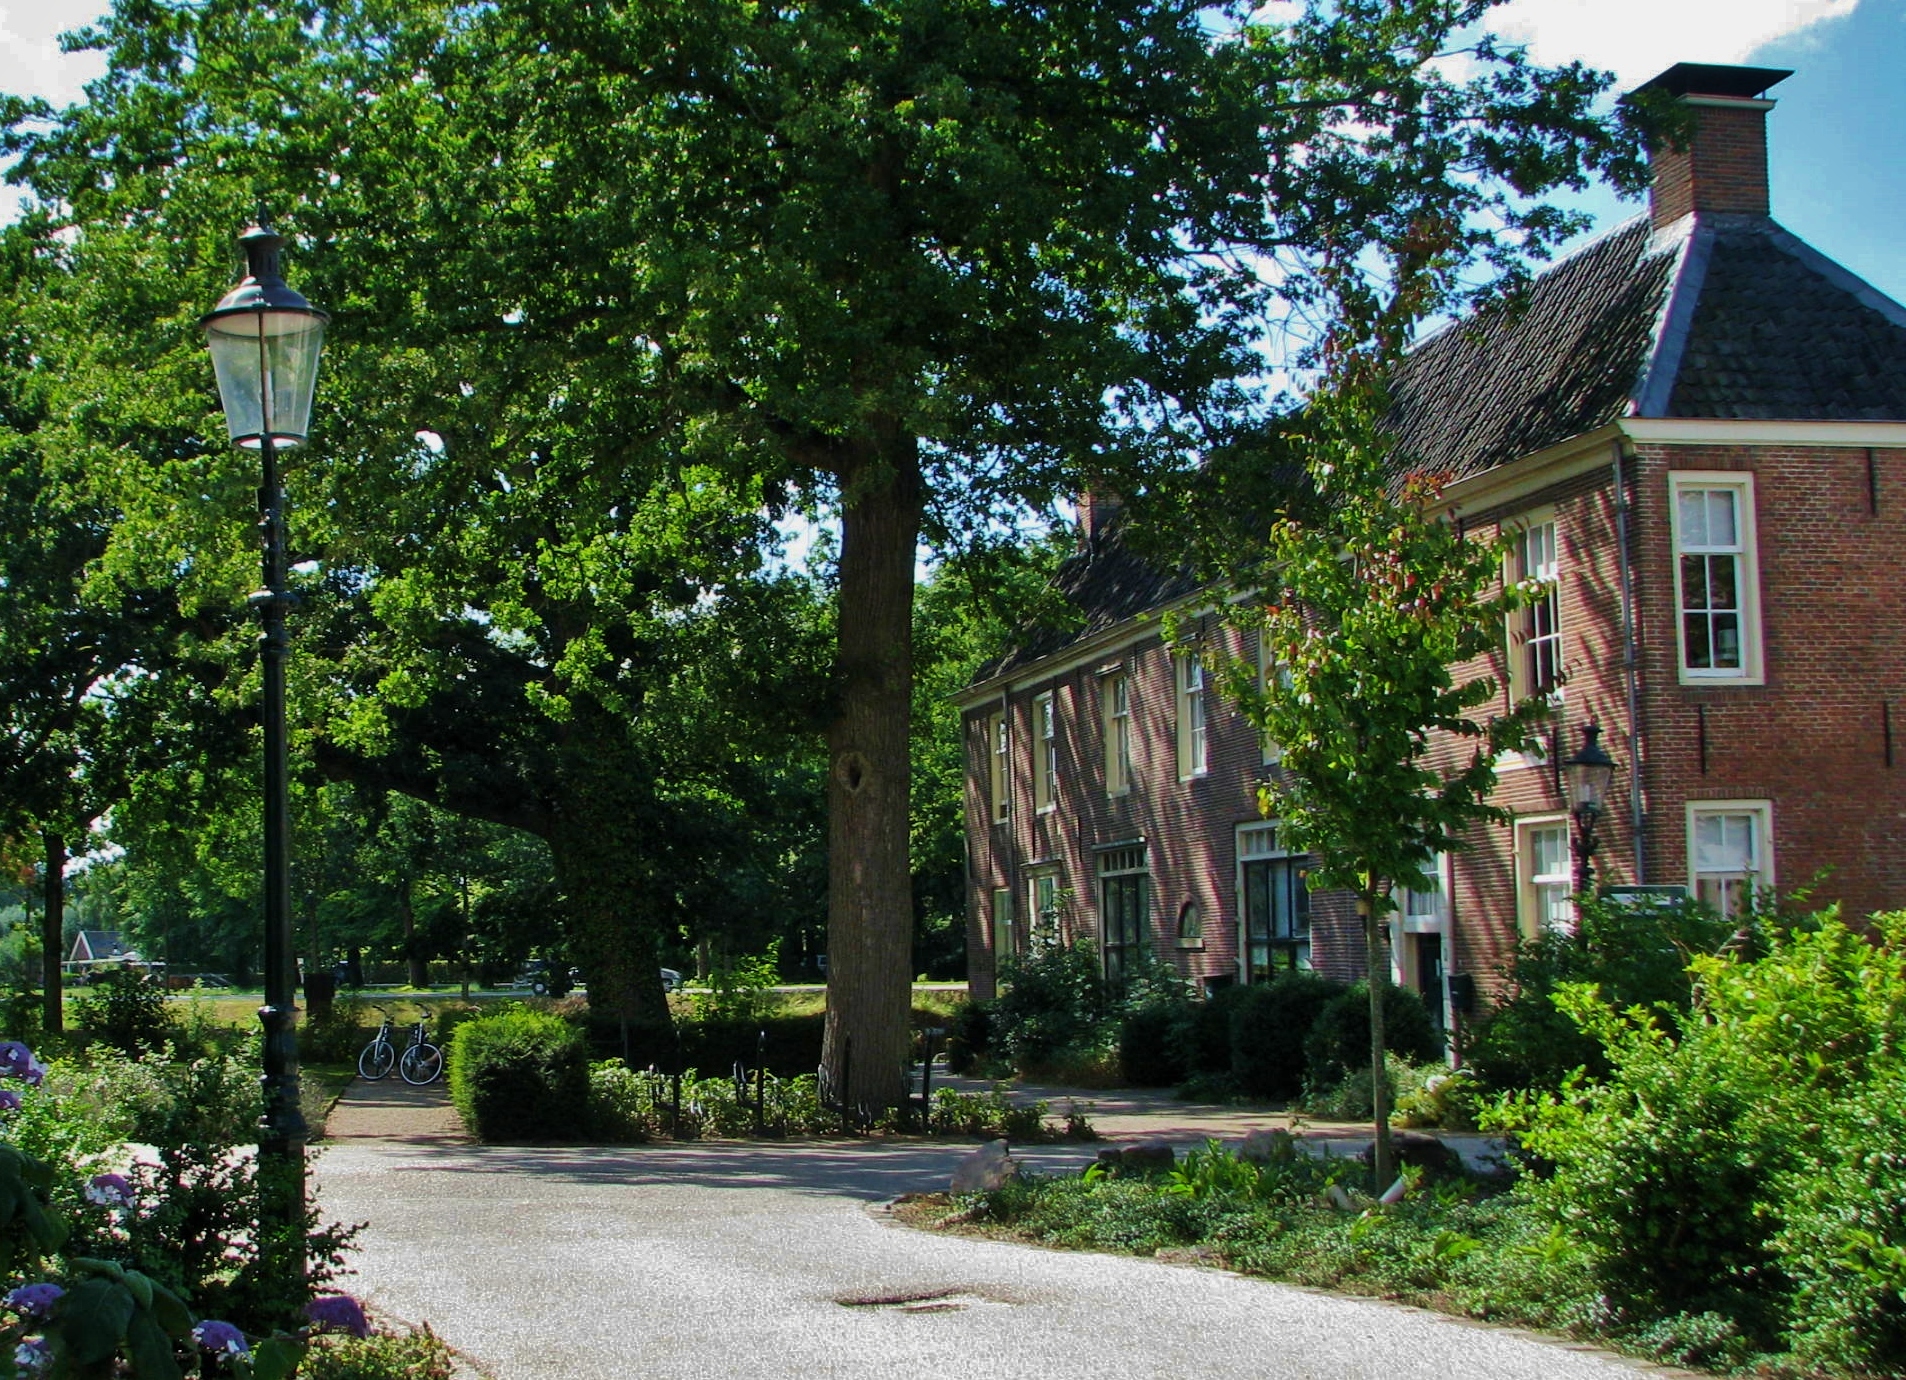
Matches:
[[660, 968, 682, 993]]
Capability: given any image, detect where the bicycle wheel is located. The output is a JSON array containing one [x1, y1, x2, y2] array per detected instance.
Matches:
[[357, 1040, 396, 1081], [399, 1042, 444, 1086]]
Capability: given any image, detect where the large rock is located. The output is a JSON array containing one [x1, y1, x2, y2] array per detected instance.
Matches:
[[951, 1139, 1018, 1194], [1239, 1129, 1298, 1165], [1094, 1140, 1176, 1177], [1358, 1130, 1462, 1179]]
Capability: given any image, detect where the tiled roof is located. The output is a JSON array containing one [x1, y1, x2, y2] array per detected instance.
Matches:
[[974, 211, 1906, 685]]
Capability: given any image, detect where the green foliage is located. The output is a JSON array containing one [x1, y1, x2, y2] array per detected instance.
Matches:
[[1466, 891, 1752, 1092], [0, 1143, 65, 1273], [1304, 983, 1440, 1096], [71, 973, 175, 1057], [448, 1010, 590, 1143], [1117, 1005, 1186, 1088], [1231, 972, 1343, 1102], [298, 1328, 457, 1380], [689, 942, 782, 1025], [299, 999, 371, 1068], [993, 941, 1110, 1072], [942, 1000, 994, 1077]]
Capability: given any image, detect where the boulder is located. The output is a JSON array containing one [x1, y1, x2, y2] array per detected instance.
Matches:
[[951, 1139, 1018, 1194], [1359, 1130, 1463, 1179], [1238, 1128, 1298, 1165], [1113, 1140, 1177, 1175]]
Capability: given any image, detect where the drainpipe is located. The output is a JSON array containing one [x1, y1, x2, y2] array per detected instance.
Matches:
[[1612, 443, 1646, 881]]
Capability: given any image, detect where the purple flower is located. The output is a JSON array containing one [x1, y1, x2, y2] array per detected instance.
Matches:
[[84, 1172, 134, 1208], [3, 1285, 61, 1318], [0, 1089, 20, 1113], [304, 1293, 370, 1338], [0, 1043, 32, 1077], [13, 1338, 50, 1375], [192, 1321, 250, 1358], [20, 1055, 45, 1088]]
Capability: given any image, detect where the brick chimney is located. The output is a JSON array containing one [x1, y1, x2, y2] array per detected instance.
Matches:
[[1633, 63, 1792, 230]]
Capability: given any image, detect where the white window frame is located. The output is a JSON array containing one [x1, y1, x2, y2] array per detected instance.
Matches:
[[1257, 632, 1288, 766], [988, 712, 1009, 824], [1236, 822, 1311, 979], [1177, 651, 1208, 781], [1686, 799, 1775, 915], [1670, 472, 1763, 685], [1033, 691, 1058, 813], [1102, 671, 1132, 796], [1027, 869, 1063, 944], [1516, 815, 1574, 938], [1506, 513, 1563, 706], [1399, 853, 1449, 935], [991, 886, 1014, 962]]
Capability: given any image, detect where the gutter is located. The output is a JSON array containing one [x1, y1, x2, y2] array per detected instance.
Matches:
[[1611, 441, 1647, 881]]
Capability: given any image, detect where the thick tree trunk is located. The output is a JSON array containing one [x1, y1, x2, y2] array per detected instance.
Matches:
[[41, 831, 63, 1035], [1363, 887, 1393, 1191], [821, 443, 923, 1114]]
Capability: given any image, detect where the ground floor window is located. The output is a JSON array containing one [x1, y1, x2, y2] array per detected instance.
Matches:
[[1097, 844, 1149, 984], [1688, 800, 1773, 917], [1518, 817, 1573, 936], [1027, 869, 1063, 944], [1238, 823, 1309, 981], [991, 887, 1014, 964], [1397, 854, 1448, 1034]]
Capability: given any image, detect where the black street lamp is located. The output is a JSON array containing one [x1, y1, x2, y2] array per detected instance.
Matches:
[[201, 224, 328, 1276], [1563, 722, 1618, 900]]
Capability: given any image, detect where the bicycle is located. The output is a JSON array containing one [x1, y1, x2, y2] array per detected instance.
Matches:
[[399, 1019, 445, 1086], [356, 1012, 397, 1081]]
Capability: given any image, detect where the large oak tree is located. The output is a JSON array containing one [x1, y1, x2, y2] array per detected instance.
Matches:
[[7, 0, 1648, 1105]]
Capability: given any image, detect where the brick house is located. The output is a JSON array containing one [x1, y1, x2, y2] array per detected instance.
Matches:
[[954, 63, 1906, 1033]]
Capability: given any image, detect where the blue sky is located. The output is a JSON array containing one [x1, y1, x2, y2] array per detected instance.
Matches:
[[1, 0, 1899, 298]]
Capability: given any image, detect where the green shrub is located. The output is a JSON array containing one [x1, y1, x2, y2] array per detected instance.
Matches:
[[299, 1327, 457, 1380], [1117, 1004, 1186, 1086], [300, 997, 371, 1065], [71, 971, 174, 1055], [1466, 891, 1748, 1093], [1178, 985, 1251, 1077], [944, 999, 994, 1075], [448, 1009, 590, 1142], [1304, 982, 1439, 1094], [994, 940, 1109, 1070], [1231, 972, 1341, 1101]]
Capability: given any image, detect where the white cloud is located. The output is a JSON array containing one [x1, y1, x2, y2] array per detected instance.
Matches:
[[0, 2, 107, 107], [1485, 0, 1860, 85]]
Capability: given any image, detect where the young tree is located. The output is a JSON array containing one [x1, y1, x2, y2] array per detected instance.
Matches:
[[1217, 328, 1551, 1187], [6, 0, 1649, 1105]]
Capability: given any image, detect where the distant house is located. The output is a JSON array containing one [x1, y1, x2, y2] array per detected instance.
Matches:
[[68, 930, 129, 966], [956, 62, 1906, 1041]]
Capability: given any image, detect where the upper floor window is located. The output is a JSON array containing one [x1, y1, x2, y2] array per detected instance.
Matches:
[[1257, 632, 1289, 766], [1177, 652, 1208, 780], [1033, 692, 1058, 813], [987, 712, 1009, 824], [1689, 800, 1773, 917], [1509, 518, 1562, 703], [1400, 853, 1448, 931], [1672, 474, 1762, 683], [1102, 672, 1132, 795]]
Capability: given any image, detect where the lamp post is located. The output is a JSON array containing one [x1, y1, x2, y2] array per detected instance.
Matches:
[[1563, 722, 1618, 900], [201, 224, 328, 1276]]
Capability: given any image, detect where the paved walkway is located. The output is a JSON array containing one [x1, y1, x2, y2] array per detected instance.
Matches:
[[314, 1077, 1647, 1380]]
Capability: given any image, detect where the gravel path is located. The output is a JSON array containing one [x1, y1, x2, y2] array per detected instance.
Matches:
[[314, 1088, 1656, 1380]]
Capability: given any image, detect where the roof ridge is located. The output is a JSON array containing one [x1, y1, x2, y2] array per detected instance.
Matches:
[[1630, 217, 1709, 418]]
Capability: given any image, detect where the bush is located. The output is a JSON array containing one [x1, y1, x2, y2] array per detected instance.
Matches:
[[71, 971, 174, 1055], [993, 940, 1109, 1071], [1230, 972, 1341, 1101], [1178, 985, 1251, 1078], [449, 1009, 590, 1142], [299, 1328, 457, 1380], [943, 999, 994, 1075], [1466, 891, 1748, 1093], [1303, 982, 1439, 1094], [301, 997, 371, 1065], [1118, 1004, 1186, 1087]]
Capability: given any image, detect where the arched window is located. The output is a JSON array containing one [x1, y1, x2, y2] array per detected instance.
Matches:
[[1176, 900, 1204, 948]]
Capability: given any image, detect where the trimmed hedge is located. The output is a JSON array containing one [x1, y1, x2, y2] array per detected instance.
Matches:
[[448, 1009, 590, 1142], [1304, 981, 1440, 1093], [1118, 1004, 1186, 1087], [1231, 972, 1342, 1101]]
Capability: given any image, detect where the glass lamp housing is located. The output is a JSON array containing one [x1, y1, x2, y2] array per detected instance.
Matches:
[[201, 226, 328, 449], [1564, 723, 1617, 816]]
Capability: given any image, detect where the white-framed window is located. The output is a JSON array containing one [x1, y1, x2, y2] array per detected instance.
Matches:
[[1237, 822, 1310, 980], [1517, 817, 1574, 937], [1508, 517, 1562, 704], [1102, 672, 1132, 795], [1027, 869, 1063, 944], [1400, 853, 1448, 933], [988, 712, 1009, 824], [1097, 845, 1150, 982], [1671, 473, 1762, 683], [1176, 900, 1204, 949], [1687, 800, 1774, 917], [991, 887, 1014, 962], [1033, 692, 1058, 813], [1177, 651, 1208, 780], [1257, 631, 1289, 766], [1395, 854, 1450, 1037]]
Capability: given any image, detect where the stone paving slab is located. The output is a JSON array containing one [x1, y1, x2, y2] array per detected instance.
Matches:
[[324, 1075, 465, 1144]]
